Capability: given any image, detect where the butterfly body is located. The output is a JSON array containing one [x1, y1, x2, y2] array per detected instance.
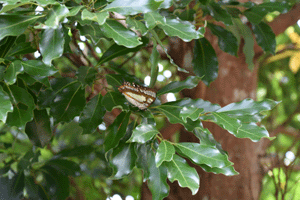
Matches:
[[118, 82, 156, 110]]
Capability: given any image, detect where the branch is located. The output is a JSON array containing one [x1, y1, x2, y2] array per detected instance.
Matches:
[[268, 3, 300, 36]]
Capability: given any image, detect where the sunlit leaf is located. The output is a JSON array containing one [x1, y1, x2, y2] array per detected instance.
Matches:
[[0, 85, 13, 123], [128, 124, 159, 143], [155, 140, 175, 167], [81, 9, 108, 25]]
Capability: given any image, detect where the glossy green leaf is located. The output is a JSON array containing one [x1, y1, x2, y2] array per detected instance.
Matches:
[[180, 106, 204, 123], [211, 112, 272, 142], [57, 145, 94, 158], [144, 11, 166, 29], [77, 23, 105, 44], [101, 91, 129, 111], [193, 38, 218, 85], [110, 143, 137, 179], [104, 0, 163, 15], [175, 142, 232, 168], [149, 44, 159, 88], [0, 15, 41, 40], [128, 124, 159, 143], [135, 143, 152, 180], [0, 1, 32, 14], [40, 27, 64, 65], [244, 1, 291, 24], [104, 111, 131, 152], [21, 60, 57, 76], [175, 8, 196, 21], [77, 66, 97, 86], [157, 76, 201, 96], [200, 164, 238, 176], [44, 5, 69, 29], [25, 109, 52, 147], [164, 154, 199, 195], [252, 22, 276, 55], [216, 98, 279, 115], [148, 149, 169, 200], [5, 85, 35, 129], [207, 1, 232, 25], [81, 9, 108, 25], [155, 98, 220, 131], [158, 18, 204, 42], [50, 81, 85, 124], [0, 36, 16, 58], [208, 23, 238, 56], [18, 73, 51, 87], [0, 85, 13, 123], [155, 140, 175, 167], [101, 19, 142, 48], [194, 127, 226, 155], [126, 17, 148, 36], [232, 18, 254, 69], [98, 37, 149, 65], [159, 0, 173, 9], [79, 94, 106, 134], [6, 41, 36, 57], [44, 159, 81, 176], [67, 5, 84, 17], [4, 60, 24, 85]]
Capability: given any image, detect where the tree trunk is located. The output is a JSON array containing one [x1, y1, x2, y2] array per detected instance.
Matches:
[[140, 2, 300, 199]]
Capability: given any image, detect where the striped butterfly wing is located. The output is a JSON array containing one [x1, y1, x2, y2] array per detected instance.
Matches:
[[118, 82, 156, 110]]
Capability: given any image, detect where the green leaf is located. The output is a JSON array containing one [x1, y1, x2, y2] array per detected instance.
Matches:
[[77, 66, 97, 86], [126, 17, 148, 36], [101, 20, 142, 48], [79, 94, 106, 134], [252, 21, 276, 55], [193, 38, 218, 85], [0, 85, 13, 123], [149, 44, 159, 88], [155, 98, 220, 131], [0, 36, 16, 58], [164, 154, 199, 195], [155, 140, 175, 167], [40, 27, 65, 65], [57, 145, 94, 158], [21, 60, 57, 76], [232, 18, 254, 69], [158, 18, 204, 42], [0, 14, 41, 40], [180, 106, 204, 123], [157, 76, 201, 96], [110, 143, 137, 179], [4, 60, 24, 85], [216, 98, 279, 116], [200, 164, 238, 176], [77, 23, 105, 44], [81, 9, 109, 25], [147, 150, 169, 200], [25, 109, 52, 148], [104, 111, 131, 152], [5, 85, 35, 129], [44, 159, 81, 176], [207, 23, 238, 56], [10, 172, 25, 197], [207, 1, 232, 25], [67, 6, 84, 17], [244, 1, 291, 24], [6, 41, 36, 57], [98, 37, 149, 65], [50, 81, 85, 124], [104, 0, 163, 15], [211, 112, 272, 142], [194, 127, 226, 155], [101, 91, 129, 111], [144, 11, 166, 29], [44, 5, 69, 29], [175, 142, 233, 168], [128, 124, 159, 143]]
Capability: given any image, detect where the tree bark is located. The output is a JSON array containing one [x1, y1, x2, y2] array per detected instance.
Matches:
[[141, 2, 300, 200]]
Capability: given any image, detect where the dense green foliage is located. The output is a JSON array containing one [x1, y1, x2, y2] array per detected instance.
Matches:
[[0, 0, 292, 199]]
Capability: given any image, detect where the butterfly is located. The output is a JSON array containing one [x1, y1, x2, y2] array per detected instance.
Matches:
[[118, 82, 156, 110]]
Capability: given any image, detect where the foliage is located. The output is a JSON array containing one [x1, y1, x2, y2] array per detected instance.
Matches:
[[258, 23, 300, 199], [0, 0, 290, 199]]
